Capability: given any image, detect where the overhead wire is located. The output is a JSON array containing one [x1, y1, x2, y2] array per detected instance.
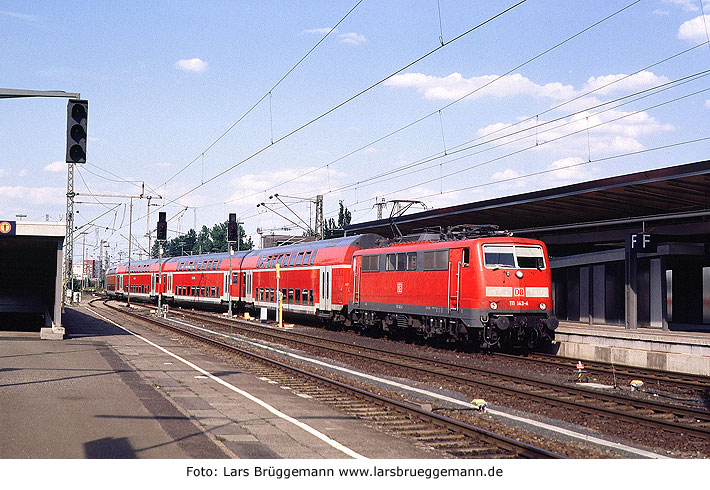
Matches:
[[156, 0, 366, 190], [318, 68, 710, 196], [208, 0, 650, 209], [115, 1, 528, 233]]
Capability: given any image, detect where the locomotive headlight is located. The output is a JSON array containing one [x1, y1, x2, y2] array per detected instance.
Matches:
[[539, 302, 547, 310], [516, 270, 523, 279], [490, 302, 498, 310]]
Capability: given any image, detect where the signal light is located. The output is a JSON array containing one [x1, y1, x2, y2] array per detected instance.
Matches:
[[227, 213, 238, 242], [66, 99, 88, 163], [157, 212, 167, 241]]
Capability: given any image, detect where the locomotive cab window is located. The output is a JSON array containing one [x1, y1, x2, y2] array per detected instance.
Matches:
[[515, 246, 546, 269], [462, 248, 470, 267], [483, 245, 516, 269]]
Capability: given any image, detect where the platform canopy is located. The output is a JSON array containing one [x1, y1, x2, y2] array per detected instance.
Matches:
[[345, 159, 710, 255]]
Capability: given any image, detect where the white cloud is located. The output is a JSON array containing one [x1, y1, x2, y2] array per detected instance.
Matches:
[[678, 15, 710, 42], [175, 58, 208, 73], [653, 9, 671, 15], [0, 186, 65, 206], [339, 32, 367, 45], [156, 162, 172, 168], [547, 157, 596, 183], [229, 166, 347, 206], [44, 161, 66, 172], [17, 169, 28, 177], [663, 0, 700, 12], [0, 168, 8, 178], [705, 99, 710, 108], [0, 10, 38, 22], [386, 70, 671, 103], [581, 71, 670, 95], [491, 168, 522, 181], [385, 72, 577, 101], [302, 27, 335, 35]]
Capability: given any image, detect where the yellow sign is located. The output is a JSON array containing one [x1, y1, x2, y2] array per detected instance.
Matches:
[[0, 221, 16, 235]]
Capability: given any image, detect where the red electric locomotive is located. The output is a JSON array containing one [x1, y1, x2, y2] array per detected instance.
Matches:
[[105, 227, 557, 350], [350, 227, 558, 349]]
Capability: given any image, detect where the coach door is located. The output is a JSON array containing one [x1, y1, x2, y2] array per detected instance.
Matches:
[[151, 273, 156, 295], [319, 265, 332, 311], [448, 248, 463, 311], [352, 258, 360, 306], [245, 270, 253, 303]]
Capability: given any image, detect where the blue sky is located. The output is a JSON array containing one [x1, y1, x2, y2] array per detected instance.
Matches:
[[1, 0, 709, 263]]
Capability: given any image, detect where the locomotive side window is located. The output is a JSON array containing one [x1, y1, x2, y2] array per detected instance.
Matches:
[[386, 254, 396, 271], [462, 248, 470, 266], [361, 255, 380, 272], [396, 253, 407, 271], [407, 252, 417, 271], [422, 250, 448, 270], [515, 246, 546, 269]]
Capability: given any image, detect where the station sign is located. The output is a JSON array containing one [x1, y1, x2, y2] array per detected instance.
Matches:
[[628, 233, 656, 253], [0, 220, 16, 236]]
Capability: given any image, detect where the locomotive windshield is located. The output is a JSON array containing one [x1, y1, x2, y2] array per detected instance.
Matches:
[[483, 244, 545, 269]]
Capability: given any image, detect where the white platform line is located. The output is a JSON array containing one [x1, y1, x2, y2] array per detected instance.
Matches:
[[87, 308, 365, 459], [168, 317, 670, 459]]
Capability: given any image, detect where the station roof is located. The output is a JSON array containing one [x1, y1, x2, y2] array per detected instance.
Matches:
[[345, 159, 710, 254]]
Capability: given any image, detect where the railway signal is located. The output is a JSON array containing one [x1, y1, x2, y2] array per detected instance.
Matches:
[[156, 212, 167, 241], [66, 99, 88, 163], [227, 213, 238, 242]]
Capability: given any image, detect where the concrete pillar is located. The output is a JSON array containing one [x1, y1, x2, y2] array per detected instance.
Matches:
[[580, 266, 590, 324], [41, 240, 65, 340], [649, 258, 667, 329]]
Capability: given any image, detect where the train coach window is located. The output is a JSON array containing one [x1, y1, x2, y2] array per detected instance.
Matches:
[[295, 289, 301, 304], [386, 254, 396, 271], [289, 253, 298, 267], [201, 287, 206, 297], [396, 253, 407, 271], [303, 251, 311, 265], [309, 289, 314, 306], [310, 250, 317, 265], [288, 289, 294, 304], [295, 252, 304, 266]]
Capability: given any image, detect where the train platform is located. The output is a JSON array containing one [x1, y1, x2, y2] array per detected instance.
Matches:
[[553, 322, 710, 377], [0, 304, 435, 459]]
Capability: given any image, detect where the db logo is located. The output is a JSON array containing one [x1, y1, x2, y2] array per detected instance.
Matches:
[[514, 287, 525, 296], [397, 282, 403, 294]]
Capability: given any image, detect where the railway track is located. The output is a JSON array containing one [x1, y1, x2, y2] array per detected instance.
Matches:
[[168, 307, 710, 443], [95, 300, 561, 459], [494, 352, 710, 394]]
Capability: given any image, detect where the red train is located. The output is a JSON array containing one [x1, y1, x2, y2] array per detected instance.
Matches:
[[106, 228, 557, 349]]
